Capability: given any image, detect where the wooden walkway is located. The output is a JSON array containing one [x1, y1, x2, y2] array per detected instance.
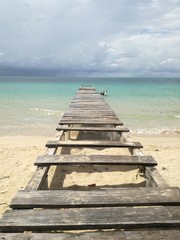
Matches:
[[0, 86, 179, 239]]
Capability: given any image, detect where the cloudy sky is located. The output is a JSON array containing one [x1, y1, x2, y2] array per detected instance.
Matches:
[[0, 0, 180, 76]]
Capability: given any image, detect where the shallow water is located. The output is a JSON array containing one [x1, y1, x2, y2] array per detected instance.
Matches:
[[0, 76, 179, 136]]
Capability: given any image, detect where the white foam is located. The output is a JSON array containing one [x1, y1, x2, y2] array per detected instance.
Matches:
[[130, 128, 180, 135], [30, 108, 62, 116]]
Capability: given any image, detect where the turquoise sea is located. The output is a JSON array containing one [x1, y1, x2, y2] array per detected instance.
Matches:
[[0, 76, 179, 136]]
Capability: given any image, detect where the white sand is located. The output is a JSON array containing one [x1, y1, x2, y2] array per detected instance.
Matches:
[[0, 134, 179, 217]]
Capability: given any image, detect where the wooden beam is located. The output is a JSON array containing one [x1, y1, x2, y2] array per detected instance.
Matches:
[[35, 155, 157, 166], [24, 167, 49, 191], [10, 188, 180, 209], [59, 120, 123, 125], [25, 131, 65, 190], [0, 230, 180, 240], [56, 126, 129, 132], [45, 140, 143, 149], [0, 206, 179, 232], [145, 167, 170, 188]]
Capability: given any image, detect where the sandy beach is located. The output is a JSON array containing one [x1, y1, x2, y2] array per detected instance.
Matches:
[[0, 134, 179, 218]]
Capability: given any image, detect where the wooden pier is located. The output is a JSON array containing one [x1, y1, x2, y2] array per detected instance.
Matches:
[[0, 86, 179, 239]]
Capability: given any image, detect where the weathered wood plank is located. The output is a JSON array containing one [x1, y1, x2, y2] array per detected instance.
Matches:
[[35, 155, 156, 166], [45, 140, 143, 149], [56, 126, 129, 132], [71, 98, 105, 101], [69, 100, 107, 103], [61, 115, 119, 119], [10, 188, 180, 209], [64, 108, 113, 111], [63, 114, 117, 117], [24, 167, 49, 191], [0, 230, 180, 240], [64, 110, 114, 113], [71, 97, 105, 99], [25, 130, 65, 190], [0, 206, 179, 232], [60, 89, 121, 126], [78, 88, 96, 91], [77, 91, 99, 94], [60, 117, 120, 121], [68, 104, 109, 106], [64, 109, 113, 112], [145, 167, 170, 188], [47, 130, 64, 155], [68, 106, 109, 109], [64, 109, 112, 111], [59, 120, 123, 125], [66, 105, 110, 107], [64, 110, 115, 114]]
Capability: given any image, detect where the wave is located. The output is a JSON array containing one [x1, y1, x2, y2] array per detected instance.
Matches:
[[130, 128, 180, 135], [30, 108, 63, 116], [174, 115, 180, 119]]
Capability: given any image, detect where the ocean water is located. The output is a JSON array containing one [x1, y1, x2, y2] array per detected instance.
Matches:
[[0, 76, 179, 136]]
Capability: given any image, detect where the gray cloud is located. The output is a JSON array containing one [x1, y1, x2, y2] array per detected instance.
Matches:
[[0, 0, 179, 76]]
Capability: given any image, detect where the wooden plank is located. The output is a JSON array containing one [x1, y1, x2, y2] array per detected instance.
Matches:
[[71, 101, 105, 103], [0, 230, 180, 240], [66, 107, 110, 110], [25, 131, 65, 190], [71, 101, 106, 103], [59, 120, 123, 125], [78, 88, 96, 91], [61, 115, 119, 118], [77, 90, 98, 93], [24, 167, 49, 191], [61, 111, 117, 113], [56, 126, 129, 132], [71, 98, 105, 101], [70, 102, 107, 105], [0, 206, 179, 232], [72, 95, 99, 97], [79, 85, 94, 89], [70, 99, 107, 101], [145, 167, 170, 188], [63, 109, 114, 112], [0, 232, 32, 240], [68, 104, 110, 107], [60, 90, 123, 125], [68, 104, 109, 106], [60, 117, 120, 121], [63, 113, 117, 117], [121, 134, 169, 187], [10, 188, 180, 209], [64, 110, 115, 113], [70, 99, 107, 102], [62, 115, 118, 119], [65, 110, 114, 112], [67, 106, 110, 109], [35, 155, 156, 166], [63, 109, 116, 113], [71, 100, 106, 103], [45, 140, 143, 149], [65, 108, 113, 111]]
